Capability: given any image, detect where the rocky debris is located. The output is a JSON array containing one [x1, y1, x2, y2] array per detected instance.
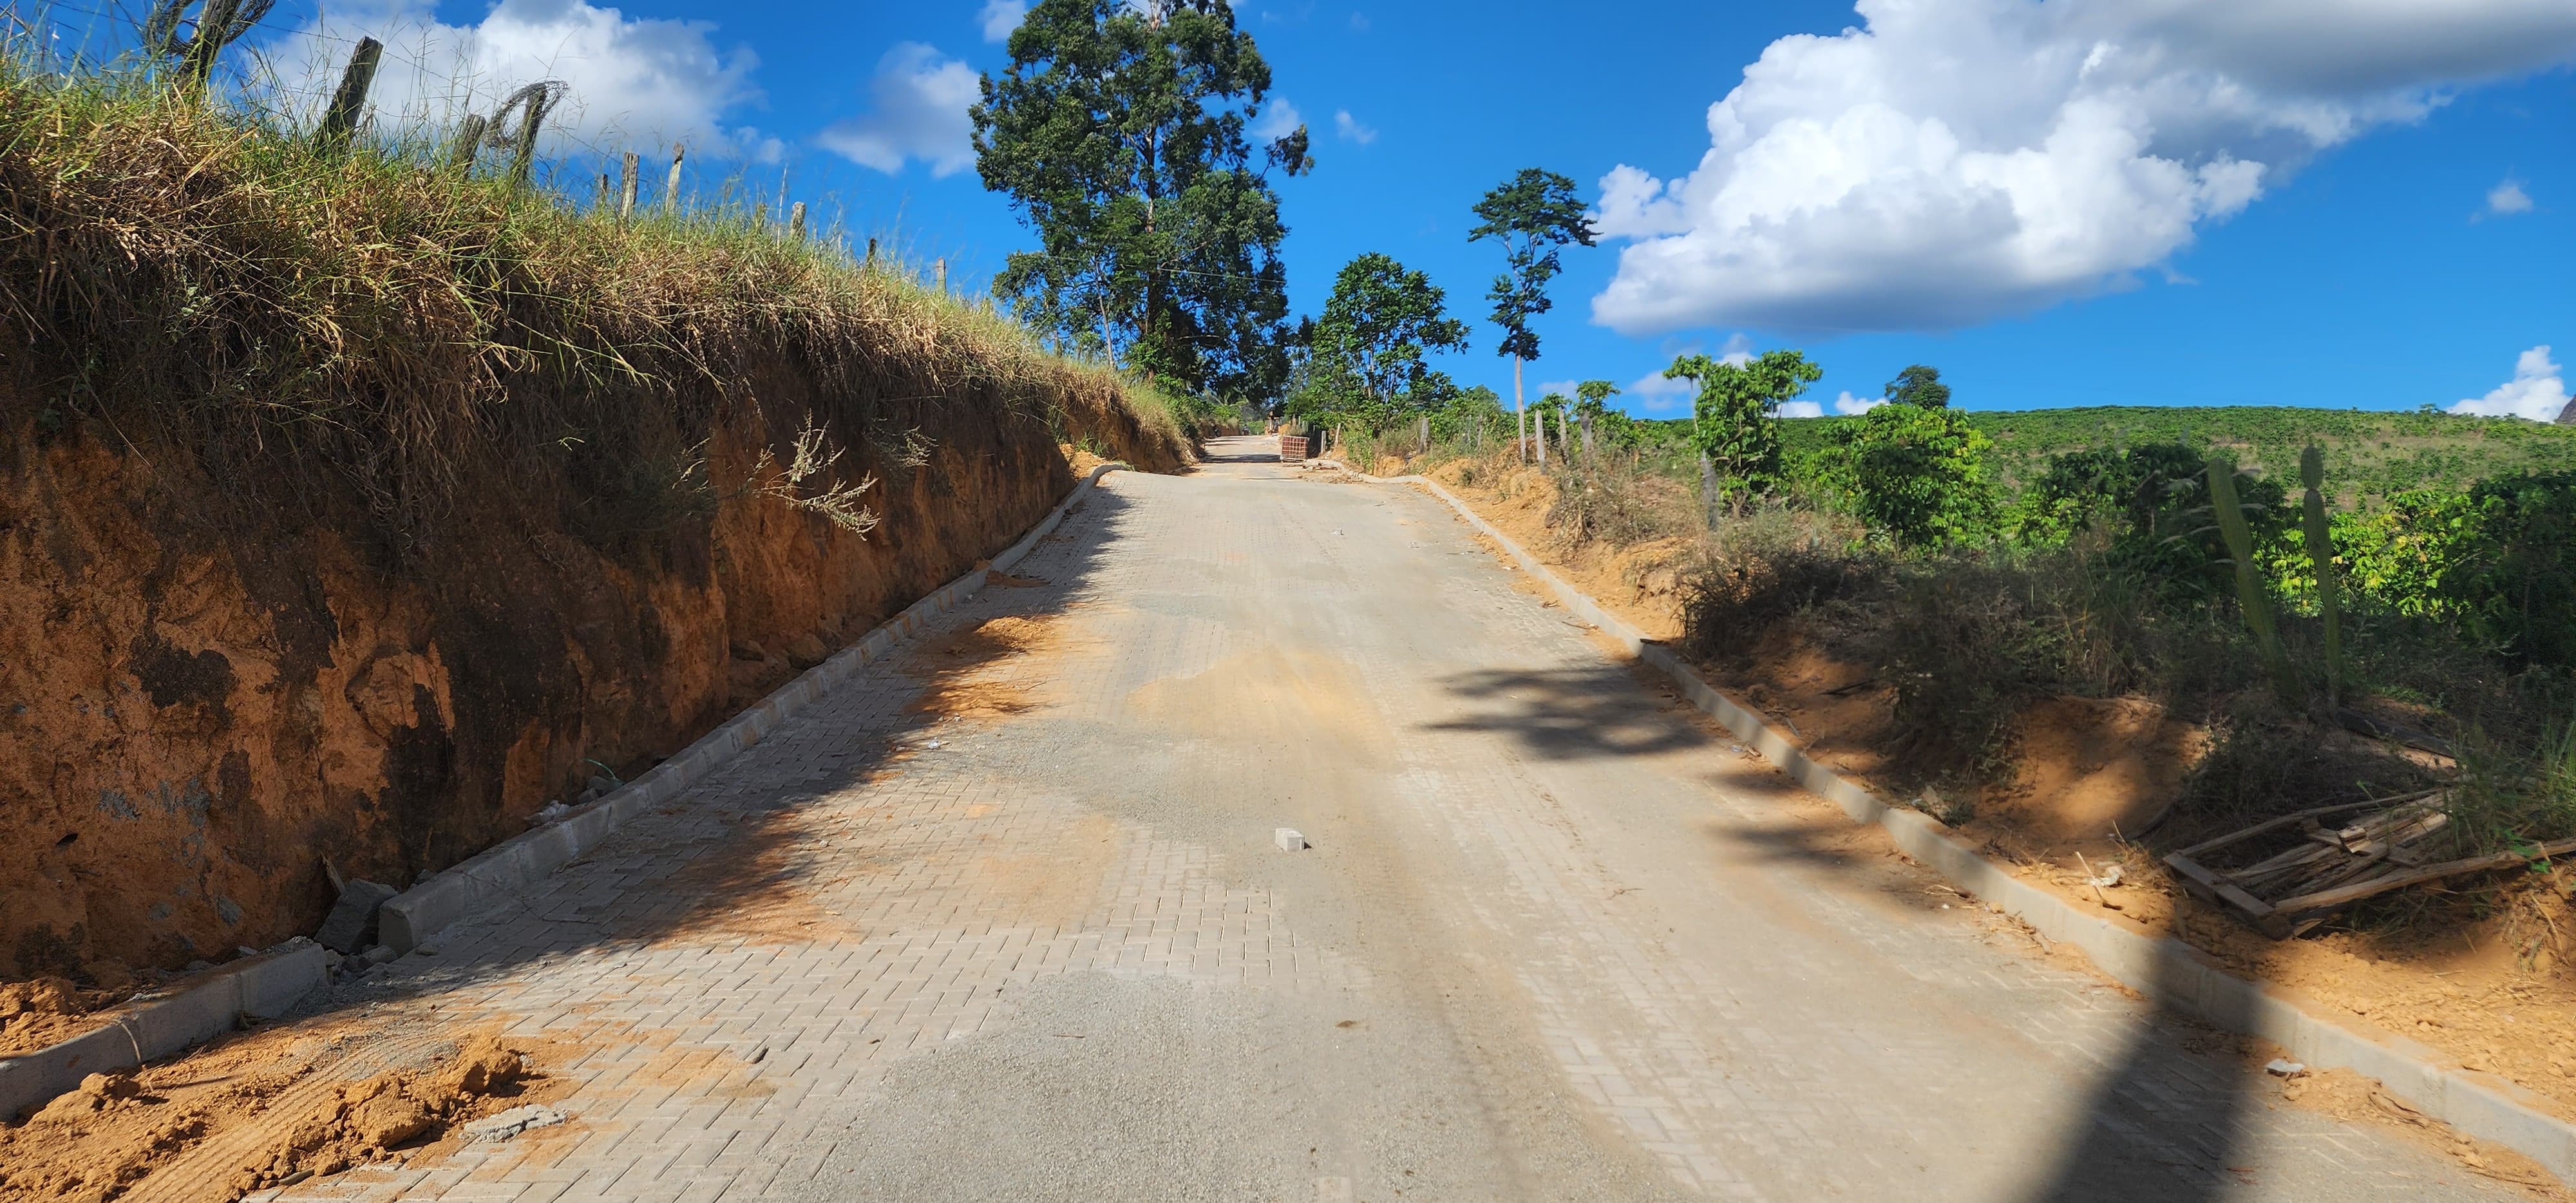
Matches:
[[459, 1104, 566, 1144], [0, 976, 83, 1023], [316, 880, 399, 954], [785, 633, 830, 668]]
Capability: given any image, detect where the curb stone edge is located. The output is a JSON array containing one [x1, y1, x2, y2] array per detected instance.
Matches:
[[1343, 461, 2576, 1188], [0, 462, 1130, 1123]]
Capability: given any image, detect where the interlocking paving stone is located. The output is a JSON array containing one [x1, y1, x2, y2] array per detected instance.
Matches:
[[265, 441, 2519, 1202]]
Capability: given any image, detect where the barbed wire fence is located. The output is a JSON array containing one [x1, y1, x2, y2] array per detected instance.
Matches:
[[5, 0, 965, 290], [6, 0, 1263, 375]]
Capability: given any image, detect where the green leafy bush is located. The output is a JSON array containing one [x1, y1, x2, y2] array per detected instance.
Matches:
[[2447, 471, 2576, 668], [1823, 403, 1999, 548]]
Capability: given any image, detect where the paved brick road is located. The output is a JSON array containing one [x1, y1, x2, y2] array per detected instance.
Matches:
[[263, 437, 2516, 1202]]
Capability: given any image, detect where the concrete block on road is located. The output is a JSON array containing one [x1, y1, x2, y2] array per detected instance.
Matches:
[[1274, 828, 1308, 852], [315, 879, 399, 954]]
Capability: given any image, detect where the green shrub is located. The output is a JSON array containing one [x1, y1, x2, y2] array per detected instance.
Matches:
[[2447, 471, 2576, 668], [1680, 504, 1873, 664], [2011, 441, 2290, 601], [1823, 403, 1999, 548]]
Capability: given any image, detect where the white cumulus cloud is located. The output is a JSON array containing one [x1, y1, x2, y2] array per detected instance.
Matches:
[[2450, 346, 2569, 421], [1781, 393, 1883, 417], [821, 43, 980, 178], [1625, 371, 1698, 413], [2486, 179, 2534, 216], [1251, 97, 1304, 141], [262, 0, 771, 161], [1591, 0, 2576, 335], [980, 0, 1027, 43], [1334, 109, 1376, 144]]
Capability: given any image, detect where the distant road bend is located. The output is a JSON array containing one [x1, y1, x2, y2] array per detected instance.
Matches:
[[285, 435, 2515, 1202]]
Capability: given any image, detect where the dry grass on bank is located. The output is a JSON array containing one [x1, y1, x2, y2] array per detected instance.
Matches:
[[0, 57, 1188, 541]]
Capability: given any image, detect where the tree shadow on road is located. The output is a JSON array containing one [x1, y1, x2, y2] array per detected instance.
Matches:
[[1448, 642, 2282, 1202], [298, 487, 1142, 1014], [1421, 663, 1716, 761], [2014, 953, 2269, 1203], [1700, 791, 2269, 1202]]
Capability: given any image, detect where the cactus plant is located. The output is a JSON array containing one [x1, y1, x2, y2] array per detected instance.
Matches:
[[2300, 445, 2345, 708], [2206, 452, 2303, 701]]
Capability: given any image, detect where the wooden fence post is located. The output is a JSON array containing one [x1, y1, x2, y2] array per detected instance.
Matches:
[[663, 145, 685, 214], [619, 151, 639, 223], [314, 37, 383, 155], [448, 113, 488, 171]]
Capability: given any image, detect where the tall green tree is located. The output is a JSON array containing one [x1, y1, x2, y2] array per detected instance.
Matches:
[[1665, 350, 1821, 518], [973, 0, 1312, 401], [1289, 252, 1468, 427], [1469, 169, 1594, 460], [1883, 364, 1951, 409]]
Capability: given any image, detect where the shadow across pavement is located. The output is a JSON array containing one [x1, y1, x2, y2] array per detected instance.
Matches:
[[1423, 663, 1715, 762], [295, 486, 1141, 1015]]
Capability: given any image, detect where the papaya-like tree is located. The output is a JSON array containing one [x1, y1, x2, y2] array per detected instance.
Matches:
[[1469, 169, 1593, 461]]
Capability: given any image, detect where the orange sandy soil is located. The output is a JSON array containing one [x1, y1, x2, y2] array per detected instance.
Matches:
[[0, 978, 124, 1061], [0, 1017, 560, 1203], [1411, 457, 1690, 642], [1406, 457, 2576, 1136]]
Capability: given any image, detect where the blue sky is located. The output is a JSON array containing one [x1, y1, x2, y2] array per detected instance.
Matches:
[[43, 0, 2576, 418]]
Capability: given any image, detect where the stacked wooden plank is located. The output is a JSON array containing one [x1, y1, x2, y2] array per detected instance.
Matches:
[[2165, 791, 2576, 937]]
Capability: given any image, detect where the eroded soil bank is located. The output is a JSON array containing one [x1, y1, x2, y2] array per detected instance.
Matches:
[[0, 367, 1181, 996]]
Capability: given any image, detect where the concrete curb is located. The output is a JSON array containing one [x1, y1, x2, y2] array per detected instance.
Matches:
[[0, 940, 328, 1122], [1354, 464, 2576, 1186], [377, 461, 1131, 956], [0, 462, 1130, 1123]]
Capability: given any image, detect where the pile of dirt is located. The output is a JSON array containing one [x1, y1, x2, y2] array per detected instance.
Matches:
[[1976, 697, 2203, 848], [1421, 459, 1689, 641], [0, 976, 118, 1059], [904, 612, 1077, 725], [0, 1027, 547, 1202], [2280, 1067, 2568, 1192]]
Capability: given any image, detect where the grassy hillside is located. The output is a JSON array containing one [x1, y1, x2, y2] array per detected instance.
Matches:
[[1779, 407, 2576, 502]]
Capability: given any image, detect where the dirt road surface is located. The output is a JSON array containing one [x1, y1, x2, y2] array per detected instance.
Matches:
[[245, 436, 2517, 1202]]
